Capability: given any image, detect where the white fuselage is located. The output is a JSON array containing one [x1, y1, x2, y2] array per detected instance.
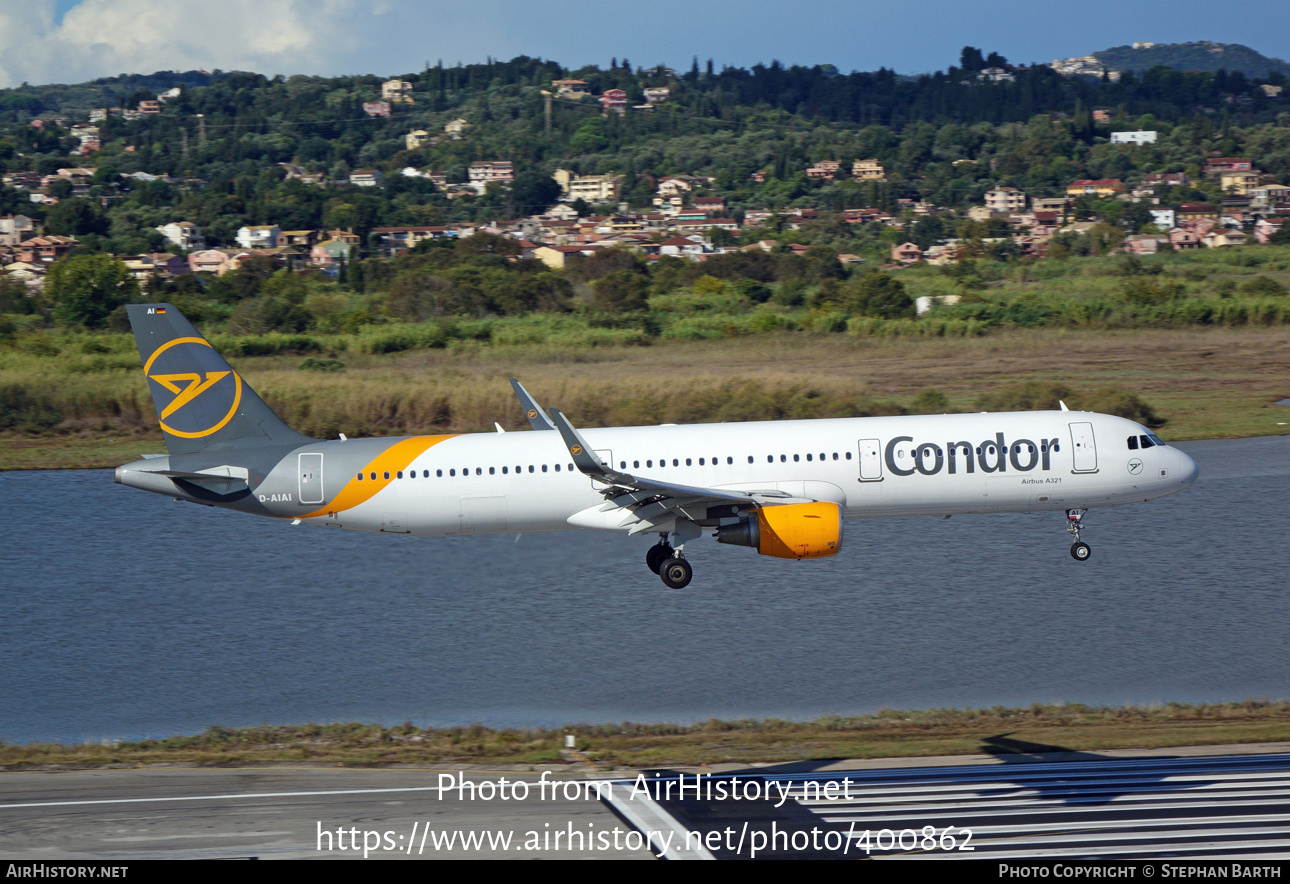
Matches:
[[262, 410, 1197, 537]]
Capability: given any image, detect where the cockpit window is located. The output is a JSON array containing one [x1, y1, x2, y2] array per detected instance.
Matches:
[[1146, 433, 1166, 447], [1139, 435, 1154, 449], [1127, 436, 1138, 450]]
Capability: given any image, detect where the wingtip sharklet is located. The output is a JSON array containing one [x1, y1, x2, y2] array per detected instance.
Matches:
[[509, 378, 557, 431]]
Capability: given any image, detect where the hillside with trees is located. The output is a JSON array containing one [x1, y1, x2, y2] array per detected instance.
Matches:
[[1094, 42, 1290, 80]]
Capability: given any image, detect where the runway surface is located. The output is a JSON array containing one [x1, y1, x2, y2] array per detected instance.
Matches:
[[0, 767, 654, 860], [615, 749, 1290, 859], [3, 748, 1289, 859]]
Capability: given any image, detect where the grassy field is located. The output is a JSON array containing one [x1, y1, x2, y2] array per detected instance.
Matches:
[[1, 325, 1287, 470], [2, 702, 1287, 769]]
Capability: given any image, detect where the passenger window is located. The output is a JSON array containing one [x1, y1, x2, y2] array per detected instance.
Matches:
[[780, 455, 786, 462], [832, 453, 838, 460], [1128, 436, 1138, 450], [728, 457, 733, 464], [423, 470, 429, 478], [356, 473, 363, 481], [568, 464, 574, 471], [437, 469, 443, 477], [528, 465, 534, 473], [747, 456, 753, 463], [555, 464, 561, 472], [633, 460, 640, 468], [542, 464, 548, 472], [450, 469, 456, 477], [397, 471, 403, 479], [489, 467, 495, 475], [699, 458, 705, 466], [370, 472, 377, 480], [620, 461, 626, 469], [673, 459, 679, 466], [502, 467, 508, 474], [793, 454, 800, 462], [686, 458, 692, 466], [846, 452, 852, 460], [806, 454, 812, 461], [383, 471, 390, 480], [647, 460, 653, 468]]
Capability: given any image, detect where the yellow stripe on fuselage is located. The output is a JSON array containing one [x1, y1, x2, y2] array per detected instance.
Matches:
[[295, 435, 458, 519]]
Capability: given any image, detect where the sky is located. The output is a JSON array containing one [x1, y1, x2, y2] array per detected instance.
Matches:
[[2, 0, 1290, 89]]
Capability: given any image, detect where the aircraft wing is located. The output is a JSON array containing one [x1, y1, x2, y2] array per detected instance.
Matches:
[[509, 378, 557, 431], [550, 408, 789, 534]]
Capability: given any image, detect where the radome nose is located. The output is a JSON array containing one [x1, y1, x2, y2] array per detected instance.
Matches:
[[1175, 449, 1199, 487]]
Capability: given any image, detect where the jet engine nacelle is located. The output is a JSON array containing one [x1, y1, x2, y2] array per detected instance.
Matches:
[[715, 501, 843, 559]]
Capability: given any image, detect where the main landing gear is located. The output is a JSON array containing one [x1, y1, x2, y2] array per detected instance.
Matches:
[[646, 540, 673, 574], [1066, 509, 1091, 561], [647, 534, 693, 588]]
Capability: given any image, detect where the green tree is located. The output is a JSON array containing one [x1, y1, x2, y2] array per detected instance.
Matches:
[[46, 253, 138, 328], [1238, 276, 1287, 297], [510, 172, 562, 215], [1118, 276, 1186, 304], [841, 272, 915, 318], [592, 269, 650, 311], [45, 198, 109, 237]]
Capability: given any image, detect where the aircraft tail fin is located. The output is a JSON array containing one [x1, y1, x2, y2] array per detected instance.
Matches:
[[126, 303, 315, 457]]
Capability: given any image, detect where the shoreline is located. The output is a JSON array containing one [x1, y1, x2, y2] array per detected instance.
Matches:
[[4, 702, 1288, 770]]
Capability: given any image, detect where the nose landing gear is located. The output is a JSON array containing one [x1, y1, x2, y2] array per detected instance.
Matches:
[[1066, 509, 1091, 561]]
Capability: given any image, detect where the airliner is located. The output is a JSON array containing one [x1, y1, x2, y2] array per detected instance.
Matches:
[[115, 304, 1199, 587]]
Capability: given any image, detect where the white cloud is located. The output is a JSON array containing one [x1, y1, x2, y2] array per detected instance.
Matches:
[[0, 0, 373, 88]]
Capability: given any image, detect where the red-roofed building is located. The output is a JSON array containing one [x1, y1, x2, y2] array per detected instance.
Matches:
[[658, 235, 709, 257], [891, 242, 923, 263], [693, 196, 726, 216], [1205, 158, 1253, 178]]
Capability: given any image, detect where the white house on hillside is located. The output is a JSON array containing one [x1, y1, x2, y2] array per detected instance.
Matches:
[[156, 221, 204, 251], [236, 225, 280, 249], [1110, 131, 1158, 145]]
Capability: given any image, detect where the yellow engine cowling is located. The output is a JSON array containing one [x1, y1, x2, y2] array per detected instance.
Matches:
[[715, 502, 843, 559]]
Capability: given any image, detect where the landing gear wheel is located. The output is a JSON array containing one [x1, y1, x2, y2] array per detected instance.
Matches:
[[659, 556, 693, 589], [1070, 541, 1091, 562], [646, 543, 674, 575]]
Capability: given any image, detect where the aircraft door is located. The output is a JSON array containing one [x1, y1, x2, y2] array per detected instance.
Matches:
[[298, 452, 324, 504], [1069, 422, 1098, 472], [857, 439, 883, 481]]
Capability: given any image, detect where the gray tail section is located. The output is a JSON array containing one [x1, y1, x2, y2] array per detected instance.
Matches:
[[127, 303, 315, 456]]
